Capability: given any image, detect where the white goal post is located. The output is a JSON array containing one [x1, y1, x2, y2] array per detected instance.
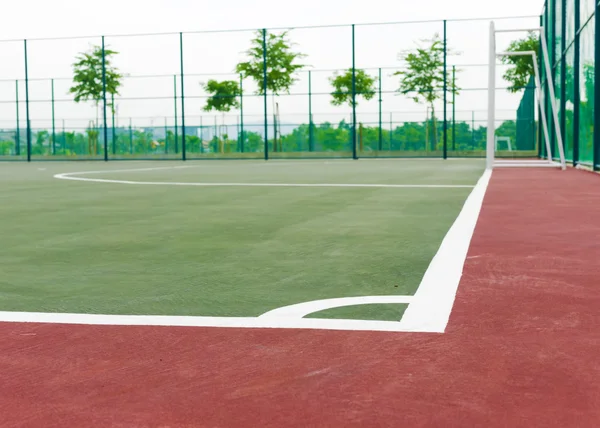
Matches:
[[495, 136, 512, 151], [487, 22, 567, 170]]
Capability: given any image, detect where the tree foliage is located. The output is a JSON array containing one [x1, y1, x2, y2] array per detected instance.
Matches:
[[500, 32, 540, 93], [235, 30, 306, 95], [395, 33, 460, 148], [395, 33, 459, 106], [329, 69, 377, 107], [202, 80, 241, 112], [69, 45, 123, 110]]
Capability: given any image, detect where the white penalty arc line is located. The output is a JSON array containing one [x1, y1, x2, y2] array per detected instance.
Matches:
[[53, 168, 476, 189]]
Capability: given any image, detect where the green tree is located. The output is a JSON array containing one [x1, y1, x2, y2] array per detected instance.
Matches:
[[500, 33, 540, 93], [69, 45, 123, 126], [236, 30, 306, 95], [203, 80, 241, 112], [245, 131, 264, 152], [395, 33, 460, 150], [133, 129, 154, 154], [165, 130, 175, 153], [329, 69, 377, 107], [0, 140, 14, 155], [62, 131, 77, 155], [185, 135, 202, 153], [314, 121, 351, 152], [579, 62, 595, 158], [33, 130, 49, 155], [236, 30, 306, 152], [86, 124, 99, 155], [202, 80, 241, 153]]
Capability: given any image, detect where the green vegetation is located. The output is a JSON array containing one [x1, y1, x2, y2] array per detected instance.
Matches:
[[395, 34, 460, 150], [501, 32, 540, 93], [0, 115, 523, 157], [329, 69, 377, 107], [69, 45, 123, 153], [202, 80, 241, 112], [0, 140, 15, 155], [235, 30, 307, 95], [202, 80, 242, 153], [235, 30, 307, 152], [70, 45, 123, 111]]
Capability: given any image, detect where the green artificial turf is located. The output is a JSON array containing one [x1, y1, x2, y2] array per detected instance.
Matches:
[[305, 304, 409, 322], [0, 159, 484, 319]]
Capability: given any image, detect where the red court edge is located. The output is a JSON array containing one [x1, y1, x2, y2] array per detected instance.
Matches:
[[0, 168, 599, 427]]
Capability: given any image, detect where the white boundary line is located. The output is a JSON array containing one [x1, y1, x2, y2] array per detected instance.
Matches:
[[398, 169, 492, 332], [53, 167, 475, 189], [0, 311, 421, 333], [0, 166, 492, 333]]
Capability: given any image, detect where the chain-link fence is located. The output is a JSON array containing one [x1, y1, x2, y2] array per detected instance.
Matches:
[[0, 15, 554, 162]]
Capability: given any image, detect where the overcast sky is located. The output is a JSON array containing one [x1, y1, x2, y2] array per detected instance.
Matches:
[[2, 0, 543, 39], [0, 0, 544, 134]]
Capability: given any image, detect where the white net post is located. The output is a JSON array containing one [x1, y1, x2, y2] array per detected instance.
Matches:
[[487, 21, 496, 170], [487, 21, 567, 170]]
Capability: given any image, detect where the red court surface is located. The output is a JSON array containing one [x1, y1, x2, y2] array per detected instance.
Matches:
[[1, 168, 599, 427]]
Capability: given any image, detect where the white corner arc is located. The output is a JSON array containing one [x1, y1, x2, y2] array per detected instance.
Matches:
[[259, 296, 414, 319]]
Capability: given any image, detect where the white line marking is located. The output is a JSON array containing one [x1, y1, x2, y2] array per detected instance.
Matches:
[[0, 311, 425, 333], [55, 165, 195, 176], [53, 167, 475, 189], [398, 169, 493, 333], [259, 296, 414, 319], [0, 166, 491, 333]]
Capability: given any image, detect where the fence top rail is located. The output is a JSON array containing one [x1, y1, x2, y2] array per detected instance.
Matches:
[[0, 14, 541, 44], [0, 63, 512, 84]]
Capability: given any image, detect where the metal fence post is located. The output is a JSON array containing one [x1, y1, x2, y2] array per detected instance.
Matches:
[[179, 32, 186, 161], [443, 19, 448, 160], [594, 0, 600, 170], [24, 40, 32, 162], [559, 0, 567, 158], [173, 74, 178, 154], [537, 14, 544, 159], [572, 1, 580, 166], [101, 36, 108, 161], [262, 28, 269, 161], [351, 24, 357, 160], [51, 79, 56, 155], [15, 80, 20, 156], [308, 70, 314, 152], [549, 0, 556, 159], [378, 67, 383, 151], [240, 73, 244, 153]]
